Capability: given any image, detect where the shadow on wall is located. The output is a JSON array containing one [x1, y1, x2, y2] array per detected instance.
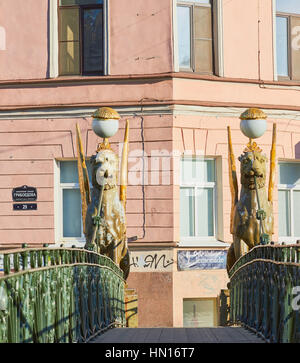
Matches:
[[296, 142, 300, 159]]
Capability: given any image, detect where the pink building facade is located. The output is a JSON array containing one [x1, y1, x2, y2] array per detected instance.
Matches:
[[0, 0, 300, 327]]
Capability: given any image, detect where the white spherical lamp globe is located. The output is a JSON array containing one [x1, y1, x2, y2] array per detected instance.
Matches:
[[239, 108, 267, 139], [92, 107, 120, 139]]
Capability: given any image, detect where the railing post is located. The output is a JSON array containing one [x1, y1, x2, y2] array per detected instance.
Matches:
[[3, 255, 10, 275]]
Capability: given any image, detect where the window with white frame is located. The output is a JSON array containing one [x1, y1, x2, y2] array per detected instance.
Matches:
[[180, 158, 216, 242], [276, 0, 300, 80], [58, 0, 105, 76], [278, 162, 300, 242], [57, 160, 92, 243], [176, 0, 214, 74]]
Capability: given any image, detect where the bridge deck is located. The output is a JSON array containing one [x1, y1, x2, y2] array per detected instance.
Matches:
[[90, 327, 265, 343]]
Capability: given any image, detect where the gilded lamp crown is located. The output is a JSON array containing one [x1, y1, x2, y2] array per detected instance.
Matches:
[[240, 108, 267, 121], [92, 107, 121, 120]]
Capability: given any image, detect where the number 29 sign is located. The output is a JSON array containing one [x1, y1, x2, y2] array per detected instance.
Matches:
[[12, 185, 37, 211]]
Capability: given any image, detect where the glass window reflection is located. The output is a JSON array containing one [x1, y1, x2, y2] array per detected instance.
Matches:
[[276, 0, 300, 14], [177, 6, 191, 69]]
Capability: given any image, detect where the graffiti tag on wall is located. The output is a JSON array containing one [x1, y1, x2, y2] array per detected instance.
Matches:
[[129, 250, 174, 272]]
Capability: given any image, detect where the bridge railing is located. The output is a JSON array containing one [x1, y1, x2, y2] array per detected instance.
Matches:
[[0, 247, 125, 343], [228, 244, 300, 343]]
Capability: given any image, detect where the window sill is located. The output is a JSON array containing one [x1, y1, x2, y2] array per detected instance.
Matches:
[[178, 239, 230, 248], [178, 68, 214, 77], [175, 71, 300, 87], [2, 72, 300, 88]]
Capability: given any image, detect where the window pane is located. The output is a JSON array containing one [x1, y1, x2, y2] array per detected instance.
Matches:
[[276, 0, 300, 14], [194, 5, 213, 73], [59, 8, 79, 42], [177, 6, 191, 69], [291, 16, 300, 81], [61, 161, 78, 183], [63, 189, 82, 237], [293, 191, 300, 236], [60, 160, 92, 183], [180, 188, 195, 237], [83, 8, 103, 73], [278, 190, 291, 236], [279, 163, 300, 185], [194, 6, 212, 39], [196, 188, 214, 236], [181, 159, 215, 184], [276, 17, 289, 77], [194, 39, 213, 73], [59, 41, 80, 75], [180, 0, 211, 4], [60, 0, 103, 5], [183, 299, 216, 328]]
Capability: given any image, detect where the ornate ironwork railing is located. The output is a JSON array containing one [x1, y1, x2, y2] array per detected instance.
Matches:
[[0, 247, 125, 343], [228, 244, 300, 343]]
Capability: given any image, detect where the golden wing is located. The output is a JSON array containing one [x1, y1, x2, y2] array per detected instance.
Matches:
[[268, 123, 277, 202], [120, 119, 130, 207], [76, 123, 91, 234], [227, 126, 239, 234]]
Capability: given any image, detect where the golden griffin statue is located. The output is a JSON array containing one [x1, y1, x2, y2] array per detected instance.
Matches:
[[76, 107, 130, 279], [226, 109, 277, 273]]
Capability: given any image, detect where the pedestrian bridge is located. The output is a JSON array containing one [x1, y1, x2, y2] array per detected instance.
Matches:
[[90, 327, 264, 343], [0, 244, 299, 343]]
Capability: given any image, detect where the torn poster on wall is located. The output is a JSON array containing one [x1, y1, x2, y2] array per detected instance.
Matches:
[[177, 250, 227, 271]]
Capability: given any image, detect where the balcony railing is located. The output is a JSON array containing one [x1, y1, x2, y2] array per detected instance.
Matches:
[[0, 247, 125, 343], [228, 244, 300, 343]]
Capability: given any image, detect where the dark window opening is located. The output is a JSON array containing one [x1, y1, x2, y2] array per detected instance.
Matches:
[[58, 0, 104, 76]]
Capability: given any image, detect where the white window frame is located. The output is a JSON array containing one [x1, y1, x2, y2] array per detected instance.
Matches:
[[273, 0, 300, 81], [179, 157, 219, 246], [278, 162, 300, 244], [54, 159, 92, 247], [49, 0, 109, 78], [173, 0, 224, 76], [273, 0, 278, 81]]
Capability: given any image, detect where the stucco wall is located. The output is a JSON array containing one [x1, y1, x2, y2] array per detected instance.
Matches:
[[0, 113, 175, 246], [173, 268, 228, 327], [0, 0, 293, 83], [0, 0, 48, 81], [0, 0, 173, 82], [109, 0, 173, 75], [127, 271, 173, 327], [172, 111, 300, 244], [222, 0, 274, 81]]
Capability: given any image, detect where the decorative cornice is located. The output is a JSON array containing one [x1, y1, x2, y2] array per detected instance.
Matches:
[[0, 103, 300, 120], [1, 71, 300, 88]]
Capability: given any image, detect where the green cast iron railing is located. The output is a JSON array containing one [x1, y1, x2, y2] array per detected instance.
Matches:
[[228, 244, 300, 343], [0, 247, 125, 343]]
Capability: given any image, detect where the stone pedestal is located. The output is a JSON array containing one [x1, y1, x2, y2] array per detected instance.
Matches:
[[125, 288, 138, 328]]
